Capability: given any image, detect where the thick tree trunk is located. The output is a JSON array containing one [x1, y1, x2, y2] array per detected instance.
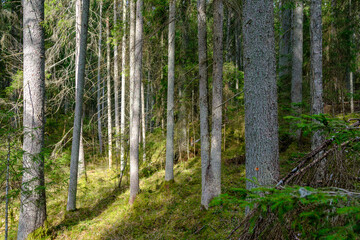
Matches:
[[129, 0, 143, 204], [67, 0, 89, 211], [17, 0, 47, 237], [114, 0, 120, 157], [106, 18, 113, 169], [165, 0, 176, 181], [243, 0, 279, 191], [202, 0, 224, 209], [120, 0, 127, 172], [97, 0, 103, 154], [291, 0, 303, 140]]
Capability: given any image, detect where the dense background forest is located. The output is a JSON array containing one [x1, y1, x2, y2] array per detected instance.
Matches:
[[1, 0, 360, 239]]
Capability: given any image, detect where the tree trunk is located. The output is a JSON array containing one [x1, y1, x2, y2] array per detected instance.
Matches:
[[106, 17, 113, 170], [202, 0, 224, 209], [291, 0, 303, 140], [243, 0, 279, 191], [67, 0, 90, 211], [279, 0, 292, 92], [120, 0, 127, 172], [198, 0, 211, 208], [129, 0, 143, 204], [165, 0, 176, 181], [310, 0, 324, 149], [97, 0, 103, 154], [18, 0, 47, 237], [114, 0, 121, 157], [78, 112, 85, 177], [141, 79, 146, 161]]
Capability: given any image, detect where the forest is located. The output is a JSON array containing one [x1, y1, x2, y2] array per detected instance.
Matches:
[[1, 0, 360, 239]]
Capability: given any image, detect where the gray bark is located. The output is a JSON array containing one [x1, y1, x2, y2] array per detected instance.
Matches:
[[129, 0, 143, 204], [120, 0, 127, 172], [17, 0, 47, 238], [114, 0, 120, 155], [165, 0, 176, 181], [78, 114, 85, 177], [67, 0, 89, 211], [202, 0, 224, 209], [129, 0, 135, 124], [197, 0, 216, 208], [97, 0, 103, 154], [106, 17, 113, 169], [243, 0, 279, 191], [141, 80, 146, 161], [5, 136, 10, 240], [310, 0, 324, 149], [291, 0, 303, 140], [279, 0, 292, 82]]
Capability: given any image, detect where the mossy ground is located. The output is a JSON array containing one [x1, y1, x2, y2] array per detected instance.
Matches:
[[1, 110, 246, 239]]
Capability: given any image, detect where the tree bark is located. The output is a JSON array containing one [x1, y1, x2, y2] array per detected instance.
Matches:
[[114, 0, 121, 157], [202, 0, 224, 209], [97, 0, 103, 154], [279, 0, 292, 83], [291, 0, 303, 140], [129, 0, 143, 204], [67, 0, 89, 211], [310, 0, 324, 149], [141, 79, 146, 161], [18, 1, 47, 237], [18, 1, 47, 236], [106, 17, 113, 170], [165, 0, 176, 181], [120, 0, 127, 172], [243, 0, 279, 191], [198, 0, 210, 209]]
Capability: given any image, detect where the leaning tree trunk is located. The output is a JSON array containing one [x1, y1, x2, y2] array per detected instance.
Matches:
[[165, 0, 176, 181], [97, 0, 103, 154], [198, 0, 210, 208], [120, 0, 127, 172], [243, 0, 279, 191], [114, 0, 121, 157], [67, 0, 90, 211], [129, 0, 143, 204], [17, 0, 47, 238], [310, 0, 324, 179], [202, 0, 224, 209], [291, 0, 303, 140], [106, 17, 113, 170]]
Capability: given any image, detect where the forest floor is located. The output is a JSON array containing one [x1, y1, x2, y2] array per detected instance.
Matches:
[[1, 109, 250, 239]]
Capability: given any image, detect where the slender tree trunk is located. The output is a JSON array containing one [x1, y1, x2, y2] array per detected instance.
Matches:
[[114, 0, 121, 156], [165, 0, 176, 181], [120, 0, 127, 172], [198, 0, 210, 208], [291, 0, 303, 140], [129, 0, 143, 204], [78, 112, 85, 177], [243, 0, 279, 191], [129, 0, 135, 124], [141, 80, 146, 161], [18, 0, 47, 238], [67, 0, 90, 211], [225, 8, 231, 62], [349, 0, 355, 113], [97, 0, 103, 154], [202, 0, 224, 209], [310, 0, 324, 149], [5, 136, 10, 240], [279, 0, 292, 87], [106, 17, 113, 169], [310, 0, 325, 182]]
